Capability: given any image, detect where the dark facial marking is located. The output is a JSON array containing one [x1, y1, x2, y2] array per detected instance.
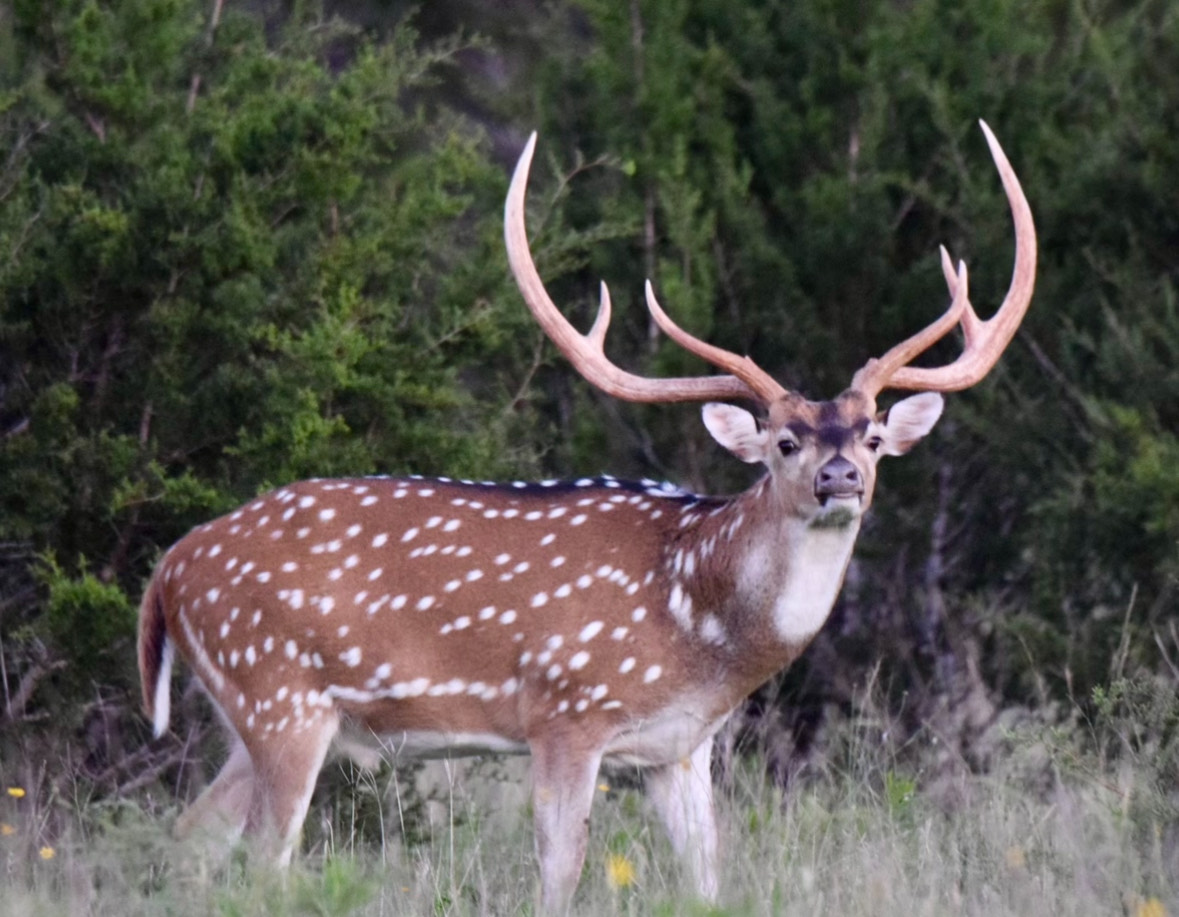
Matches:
[[817, 425, 852, 450], [778, 395, 875, 453], [817, 416, 870, 449], [817, 401, 843, 426]]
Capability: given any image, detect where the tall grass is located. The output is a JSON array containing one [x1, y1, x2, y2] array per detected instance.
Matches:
[[1, 686, 1175, 915]]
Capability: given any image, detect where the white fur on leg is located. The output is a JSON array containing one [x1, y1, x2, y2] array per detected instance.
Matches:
[[529, 741, 604, 913], [645, 735, 719, 901]]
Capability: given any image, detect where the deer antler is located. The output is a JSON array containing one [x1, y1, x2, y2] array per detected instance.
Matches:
[[504, 133, 788, 405], [851, 121, 1037, 399]]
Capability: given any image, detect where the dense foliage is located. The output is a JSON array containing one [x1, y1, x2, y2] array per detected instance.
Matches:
[[0, 0, 548, 721], [0, 0, 1176, 802]]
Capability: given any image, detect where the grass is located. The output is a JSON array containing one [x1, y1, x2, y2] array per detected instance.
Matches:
[[1, 701, 1175, 916]]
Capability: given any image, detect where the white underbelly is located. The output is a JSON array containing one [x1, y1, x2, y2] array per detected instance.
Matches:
[[333, 705, 724, 770], [603, 702, 725, 768], [334, 727, 529, 766]]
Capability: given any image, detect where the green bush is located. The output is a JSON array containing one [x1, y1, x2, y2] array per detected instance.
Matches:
[[0, 1, 549, 714]]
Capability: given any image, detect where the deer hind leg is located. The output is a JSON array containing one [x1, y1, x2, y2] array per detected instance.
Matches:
[[242, 709, 340, 866], [645, 735, 719, 902], [528, 737, 604, 914], [175, 733, 255, 846]]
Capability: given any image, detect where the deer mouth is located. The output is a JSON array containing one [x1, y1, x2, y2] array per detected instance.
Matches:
[[815, 491, 863, 509]]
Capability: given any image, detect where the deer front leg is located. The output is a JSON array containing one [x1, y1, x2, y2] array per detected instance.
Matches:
[[529, 736, 604, 914], [645, 735, 719, 901]]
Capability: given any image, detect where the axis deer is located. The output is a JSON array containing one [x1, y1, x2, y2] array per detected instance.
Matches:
[[138, 121, 1035, 911]]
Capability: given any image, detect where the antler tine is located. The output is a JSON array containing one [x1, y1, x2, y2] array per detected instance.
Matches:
[[850, 253, 970, 396], [852, 120, 1037, 399], [940, 245, 984, 345], [644, 282, 788, 404], [587, 282, 612, 350], [504, 133, 767, 405]]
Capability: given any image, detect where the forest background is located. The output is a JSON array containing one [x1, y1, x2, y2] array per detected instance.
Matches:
[[0, 0, 1176, 904]]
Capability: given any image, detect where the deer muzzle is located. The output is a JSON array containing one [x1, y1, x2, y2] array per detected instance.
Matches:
[[814, 455, 864, 505]]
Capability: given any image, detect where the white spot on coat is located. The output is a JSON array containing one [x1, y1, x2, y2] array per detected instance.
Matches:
[[578, 621, 604, 642]]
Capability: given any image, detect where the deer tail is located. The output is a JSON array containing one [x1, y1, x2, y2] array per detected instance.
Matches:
[[137, 574, 174, 739]]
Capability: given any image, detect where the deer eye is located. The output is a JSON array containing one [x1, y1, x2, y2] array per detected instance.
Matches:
[[866, 436, 883, 453], [778, 440, 798, 457]]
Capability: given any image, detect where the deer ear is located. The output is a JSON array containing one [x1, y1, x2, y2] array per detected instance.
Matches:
[[878, 392, 944, 456], [702, 403, 767, 464]]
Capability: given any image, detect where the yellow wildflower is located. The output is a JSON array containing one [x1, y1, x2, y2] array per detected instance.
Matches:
[[597, 783, 610, 792], [6, 787, 25, 799], [1134, 898, 1167, 917], [1004, 845, 1026, 871], [0, 823, 15, 836], [605, 853, 636, 890], [39, 846, 54, 860]]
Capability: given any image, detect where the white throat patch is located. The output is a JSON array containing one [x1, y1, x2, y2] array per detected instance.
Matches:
[[770, 522, 859, 645]]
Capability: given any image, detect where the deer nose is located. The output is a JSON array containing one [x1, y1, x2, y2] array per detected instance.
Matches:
[[814, 456, 863, 502]]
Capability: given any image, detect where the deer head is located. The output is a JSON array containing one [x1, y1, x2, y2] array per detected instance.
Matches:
[[139, 121, 1034, 913], [505, 121, 1033, 536]]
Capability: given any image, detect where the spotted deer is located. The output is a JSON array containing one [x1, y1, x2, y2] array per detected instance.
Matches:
[[138, 121, 1035, 911]]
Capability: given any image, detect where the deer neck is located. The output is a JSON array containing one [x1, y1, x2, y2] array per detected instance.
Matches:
[[666, 478, 861, 686]]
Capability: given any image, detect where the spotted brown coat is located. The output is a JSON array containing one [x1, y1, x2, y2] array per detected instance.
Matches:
[[138, 121, 1036, 913]]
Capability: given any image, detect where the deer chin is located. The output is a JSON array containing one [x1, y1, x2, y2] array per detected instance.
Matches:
[[809, 494, 862, 529]]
